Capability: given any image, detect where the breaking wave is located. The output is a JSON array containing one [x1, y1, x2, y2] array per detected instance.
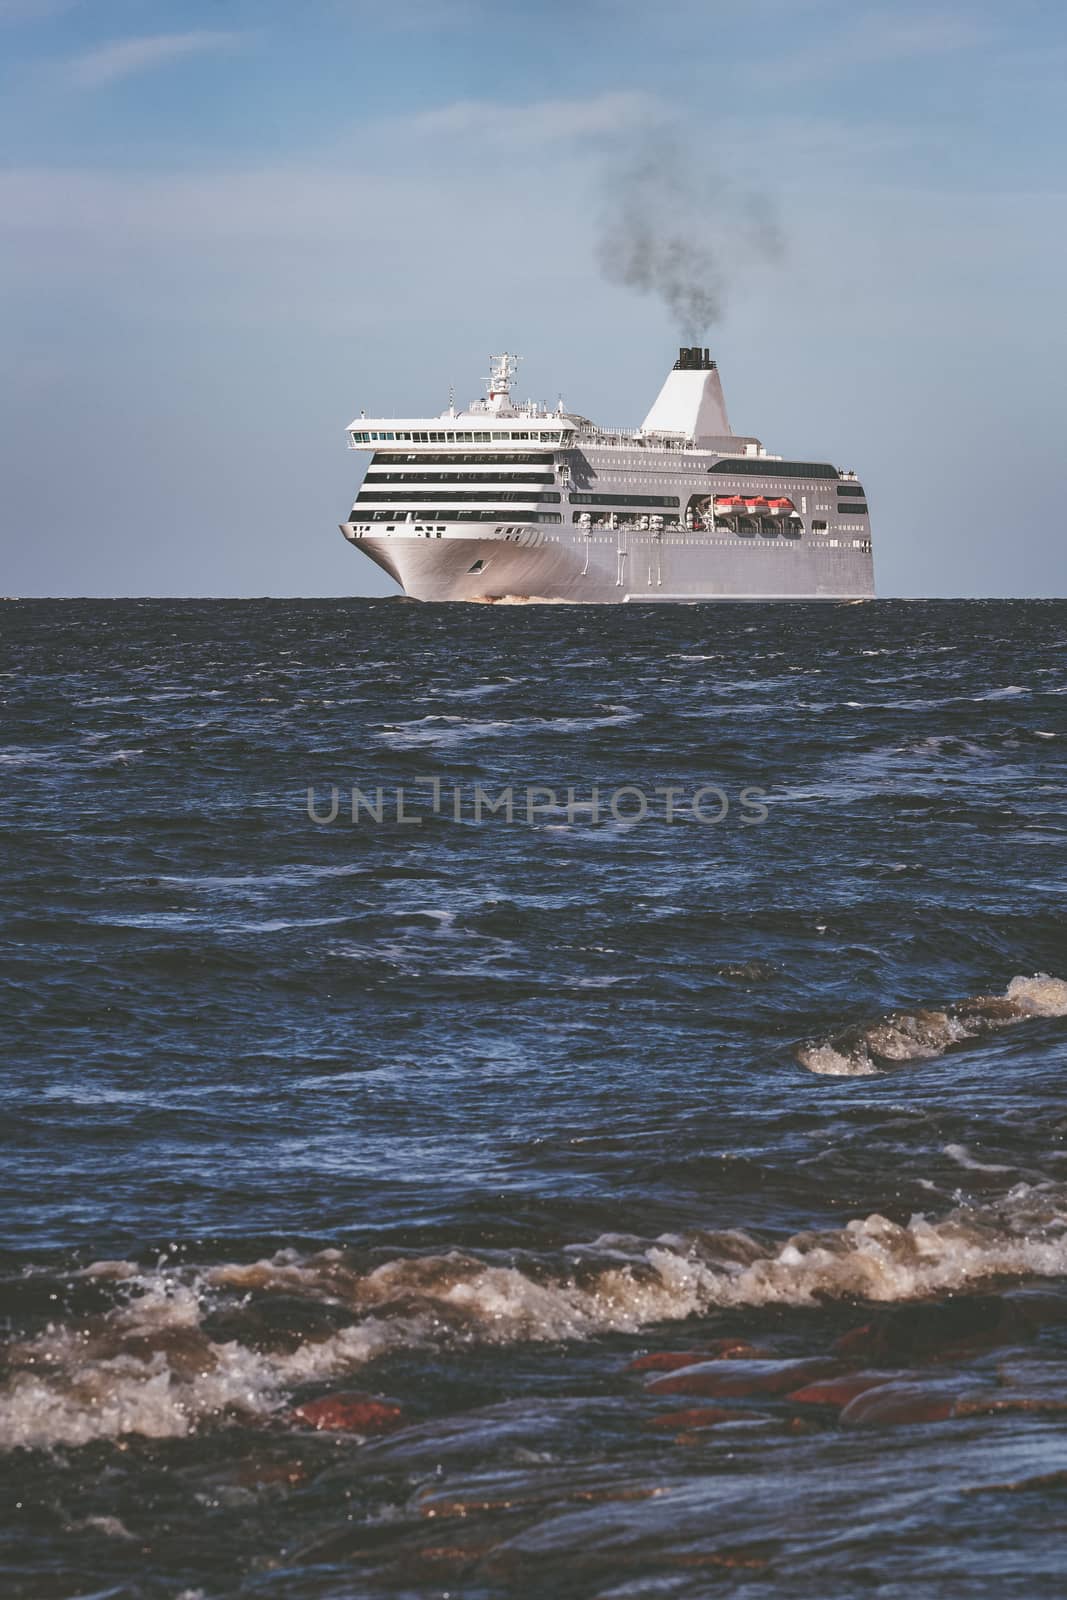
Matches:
[[795, 974, 1067, 1077], [474, 594, 582, 605], [7, 1178, 1067, 1450]]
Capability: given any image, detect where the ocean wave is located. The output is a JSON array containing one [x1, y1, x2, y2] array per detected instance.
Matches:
[[795, 974, 1067, 1077], [430, 679, 520, 699], [943, 1143, 1014, 1175], [372, 707, 638, 747], [6, 1179, 1067, 1450], [0, 747, 62, 768]]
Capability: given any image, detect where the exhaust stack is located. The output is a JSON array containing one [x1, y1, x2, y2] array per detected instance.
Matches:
[[640, 346, 732, 443]]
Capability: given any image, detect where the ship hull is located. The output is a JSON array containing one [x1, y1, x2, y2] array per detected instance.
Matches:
[[345, 526, 875, 603]]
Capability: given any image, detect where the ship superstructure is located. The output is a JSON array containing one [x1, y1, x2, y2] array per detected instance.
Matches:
[[339, 349, 874, 602]]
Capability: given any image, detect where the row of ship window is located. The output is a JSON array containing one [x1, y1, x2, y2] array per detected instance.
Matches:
[[363, 470, 866, 505], [357, 491, 564, 504], [356, 491, 868, 518], [708, 460, 841, 479], [367, 450, 861, 488], [354, 490, 695, 508], [579, 518, 802, 535], [355, 510, 565, 523], [349, 510, 865, 535], [359, 446, 853, 483], [350, 521, 872, 555], [370, 452, 553, 466], [365, 471, 557, 485], [353, 430, 568, 445]]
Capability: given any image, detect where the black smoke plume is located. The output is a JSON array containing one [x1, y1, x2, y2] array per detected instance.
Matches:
[[595, 132, 783, 341]]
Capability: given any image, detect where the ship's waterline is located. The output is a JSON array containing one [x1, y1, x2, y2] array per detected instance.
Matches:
[[341, 346, 875, 602]]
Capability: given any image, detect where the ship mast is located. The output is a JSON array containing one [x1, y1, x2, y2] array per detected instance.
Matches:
[[483, 353, 521, 414]]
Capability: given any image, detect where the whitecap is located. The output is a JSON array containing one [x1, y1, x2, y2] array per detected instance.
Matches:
[[0, 748, 59, 768], [374, 708, 637, 749], [1006, 974, 1067, 1015], [8, 1181, 1067, 1450], [796, 973, 1067, 1076]]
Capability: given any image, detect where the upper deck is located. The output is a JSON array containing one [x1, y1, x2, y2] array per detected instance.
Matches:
[[347, 349, 779, 462], [348, 419, 574, 450], [343, 350, 864, 491]]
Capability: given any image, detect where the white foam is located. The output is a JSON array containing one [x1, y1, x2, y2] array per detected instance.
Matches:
[[791, 1043, 879, 1078], [0, 1279, 279, 1451], [796, 974, 1067, 1076], [1006, 974, 1067, 1016], [68, 1515, 137, 1541], [8, 1179, 1067, 1450], [0, 748, 60, 768], [475, 594, 580, 605], [374, 708, 636, 748]]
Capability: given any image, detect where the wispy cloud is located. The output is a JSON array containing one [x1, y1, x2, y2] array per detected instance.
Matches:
[[404, 90, 664, 143], [761, 10, 989, 81], [850, 12, 990, 60], [65, 30, 245, 88]]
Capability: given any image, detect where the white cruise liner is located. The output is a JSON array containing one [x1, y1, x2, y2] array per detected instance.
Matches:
[[340, 348, 875, 602]]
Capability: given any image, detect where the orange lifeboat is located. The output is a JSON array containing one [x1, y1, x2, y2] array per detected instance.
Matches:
[[743, 496, 769, 513], [714, 495, 747, 514], [767, 496, 796, 516]]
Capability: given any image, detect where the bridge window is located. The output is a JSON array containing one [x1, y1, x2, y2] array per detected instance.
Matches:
[[371, 452, 553, 467]]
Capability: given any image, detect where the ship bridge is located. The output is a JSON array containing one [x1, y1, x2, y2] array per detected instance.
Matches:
[[344, 356, 575, 530]]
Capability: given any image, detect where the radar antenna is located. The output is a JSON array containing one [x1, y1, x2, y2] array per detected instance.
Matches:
[[485, 352, 521, 402]]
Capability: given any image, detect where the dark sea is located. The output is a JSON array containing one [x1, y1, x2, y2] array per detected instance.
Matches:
[[3, 597, 1067, 1600]]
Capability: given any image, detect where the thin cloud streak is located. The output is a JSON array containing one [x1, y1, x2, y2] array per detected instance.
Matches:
[[404, 91, 665, 142], [759, 10, 989, 81], [66, 31, 246, 88]]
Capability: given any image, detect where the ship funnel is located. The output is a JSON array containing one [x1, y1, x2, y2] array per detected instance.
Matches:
[[640, 349, 732, 442], [674, 346, 714, 371]]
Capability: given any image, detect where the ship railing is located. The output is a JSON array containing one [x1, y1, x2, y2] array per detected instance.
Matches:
[[570, 428, 695, 452]]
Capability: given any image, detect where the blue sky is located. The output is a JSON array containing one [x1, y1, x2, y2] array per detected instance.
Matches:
[[2, 0, 1065, 596]]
